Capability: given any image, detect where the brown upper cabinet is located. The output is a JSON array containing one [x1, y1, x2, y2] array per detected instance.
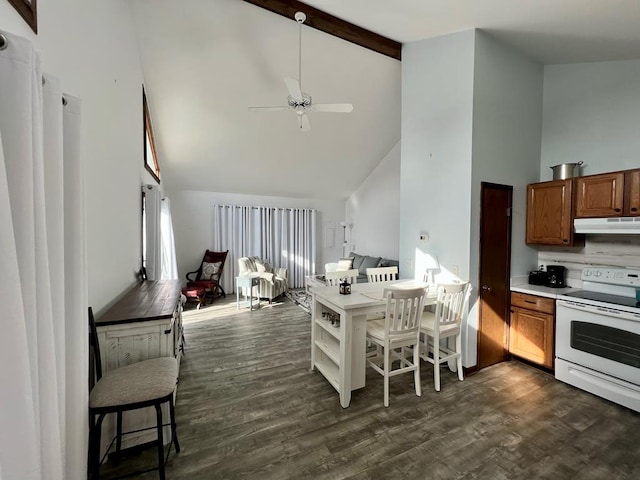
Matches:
[[575, 169, 640, 218], [624, 169, 640, 216], [575, 172, 625, 217], [526, 168, 639, 246], [526, 179, 578, 246]]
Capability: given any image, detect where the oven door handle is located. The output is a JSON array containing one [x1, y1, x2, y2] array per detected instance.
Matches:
[[557, 299, 640, 321], [557, 299, 600, 312]]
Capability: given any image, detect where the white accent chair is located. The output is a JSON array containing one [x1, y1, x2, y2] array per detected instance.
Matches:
[[366, 266, 399, 283], [366, 286, 428, 407], [237, 257, 288, 304], [324, 269, 358, 286], [419, 281, 470, 391]]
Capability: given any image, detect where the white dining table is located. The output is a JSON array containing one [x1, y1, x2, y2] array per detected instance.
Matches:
[[309, 279, 435, 408]]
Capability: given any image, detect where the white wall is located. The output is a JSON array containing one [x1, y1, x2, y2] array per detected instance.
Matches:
[[401, 30, 544, 367], [540, 60, 640, 180], [169, 189, 345, 285], [469, 31, 544, 366], [400, 31, 475, 284], [1, 0, 151, 312], [345, 142, 400, 261]]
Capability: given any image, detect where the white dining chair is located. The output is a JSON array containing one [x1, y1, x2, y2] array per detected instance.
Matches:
[[419, 281, 470, 391], [366, 266, 398, 283], [325, 269, 358, 286], [366, 286, 428, 407]]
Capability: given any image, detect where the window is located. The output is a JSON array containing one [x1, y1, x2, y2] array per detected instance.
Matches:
[[143, 86, 160, 183], [7, 0, 37, 33]]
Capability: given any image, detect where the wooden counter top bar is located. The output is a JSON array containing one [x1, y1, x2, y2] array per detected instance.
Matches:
[[97, 280, 182, 326]]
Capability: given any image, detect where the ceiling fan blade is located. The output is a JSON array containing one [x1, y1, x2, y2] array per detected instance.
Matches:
[[310, 103, 354, 113], [284, 77, 303, 102], [248, 106, 288, 111], [298, 114, 311, 132]]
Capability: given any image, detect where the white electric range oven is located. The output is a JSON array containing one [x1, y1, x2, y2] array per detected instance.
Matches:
[[555, 267, 640, 413]]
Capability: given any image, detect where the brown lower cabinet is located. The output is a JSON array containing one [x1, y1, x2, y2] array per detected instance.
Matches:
[[509, 292, 555, 369]]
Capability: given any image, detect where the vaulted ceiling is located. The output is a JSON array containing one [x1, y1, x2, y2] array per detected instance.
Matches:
[[129, 0, 640, 199]]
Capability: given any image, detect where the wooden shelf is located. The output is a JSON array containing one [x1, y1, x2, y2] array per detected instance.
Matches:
[[314, 357, 340, 392], [314, 334, 339, 366], [315, 317, 340, 340]]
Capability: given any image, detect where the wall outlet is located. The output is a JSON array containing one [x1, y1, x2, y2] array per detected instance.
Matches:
[[404, 258, 414, 271], [452, 265, 459, 276]]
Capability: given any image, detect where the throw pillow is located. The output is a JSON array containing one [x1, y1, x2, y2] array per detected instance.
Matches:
[[336, 257, 354, 271], [202, 261, 222, 279], [349, 252, 365, 271], [379, 258, 400, 269], [255, 258, 273, 273], [359, 255, 382, 275]]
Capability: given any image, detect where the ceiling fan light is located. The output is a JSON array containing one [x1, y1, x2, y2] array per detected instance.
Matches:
[[248, 10, 352, 132]]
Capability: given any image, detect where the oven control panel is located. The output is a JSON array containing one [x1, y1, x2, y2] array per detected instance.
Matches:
[[581, 268, 640, 287]]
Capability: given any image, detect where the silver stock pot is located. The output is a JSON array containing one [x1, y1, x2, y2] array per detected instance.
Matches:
[[550, 161, 583, 180]]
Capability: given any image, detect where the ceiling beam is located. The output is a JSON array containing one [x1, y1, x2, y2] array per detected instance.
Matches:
[[241, 0, 402, 61]]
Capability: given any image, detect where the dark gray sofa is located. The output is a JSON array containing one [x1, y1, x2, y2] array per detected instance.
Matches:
[[344, 251, 400, 283]]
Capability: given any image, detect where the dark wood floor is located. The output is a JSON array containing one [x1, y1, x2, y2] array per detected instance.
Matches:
[[100, 294, 640, 479]]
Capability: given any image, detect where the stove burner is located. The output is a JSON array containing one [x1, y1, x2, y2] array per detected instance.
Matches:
[[563, 290, 640, 309]]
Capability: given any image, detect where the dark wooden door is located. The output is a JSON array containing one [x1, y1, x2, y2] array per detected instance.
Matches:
[[477, 183, 512, 370]]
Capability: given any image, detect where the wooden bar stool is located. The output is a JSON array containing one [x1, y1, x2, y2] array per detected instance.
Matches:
[[88, 307, 180, 479]]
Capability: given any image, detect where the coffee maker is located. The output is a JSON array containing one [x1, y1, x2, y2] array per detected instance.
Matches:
[[546, 265, 567, 288]]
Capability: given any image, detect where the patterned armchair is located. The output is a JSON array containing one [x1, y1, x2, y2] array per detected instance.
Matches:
[[237, 257, 288, 304]]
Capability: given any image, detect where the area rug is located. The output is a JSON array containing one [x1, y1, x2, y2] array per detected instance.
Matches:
[[285, 289, 311, 314]]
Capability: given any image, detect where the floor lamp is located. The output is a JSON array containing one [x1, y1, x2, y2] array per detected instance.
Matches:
[[340, 221, 347, 257]]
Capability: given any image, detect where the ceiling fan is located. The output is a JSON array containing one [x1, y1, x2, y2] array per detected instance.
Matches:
[[248, 11, 354, 131]]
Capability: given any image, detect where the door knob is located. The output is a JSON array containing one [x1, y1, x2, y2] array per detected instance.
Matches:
[[481, 285, 492, 292]]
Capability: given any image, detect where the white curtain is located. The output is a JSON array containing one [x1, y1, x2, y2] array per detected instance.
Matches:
[[160, 197, 178, 280], [143, 184, 161, 280], [213, 204, 316, 290], [0, 31, 86, 480], [144, 185, 177, 281]]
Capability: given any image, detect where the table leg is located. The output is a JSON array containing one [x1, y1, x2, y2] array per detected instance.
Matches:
[[310, 293, 318, 370], [339, 311, 352, 408], [350, 314, 367, 391], [236, 284, 240, 310]]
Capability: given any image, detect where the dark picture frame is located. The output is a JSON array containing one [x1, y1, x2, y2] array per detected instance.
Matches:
[[143, 86, 161, 184], [7, 0, 37, 33]]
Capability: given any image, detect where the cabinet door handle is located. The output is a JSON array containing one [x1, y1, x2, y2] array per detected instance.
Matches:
[[524, 300, 536, 304], [562, 239, 569, 243], [615, 208, 621, 212], [632, 207, 638, 212]]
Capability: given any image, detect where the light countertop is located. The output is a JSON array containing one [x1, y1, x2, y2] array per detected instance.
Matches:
[[510, 282, 577, 299]]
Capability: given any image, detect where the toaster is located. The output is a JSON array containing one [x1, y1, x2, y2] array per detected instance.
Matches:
[[528, 270, 550, 286]]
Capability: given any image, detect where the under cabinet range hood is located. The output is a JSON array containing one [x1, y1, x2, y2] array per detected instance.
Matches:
[[574, 217, 640, 234]]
